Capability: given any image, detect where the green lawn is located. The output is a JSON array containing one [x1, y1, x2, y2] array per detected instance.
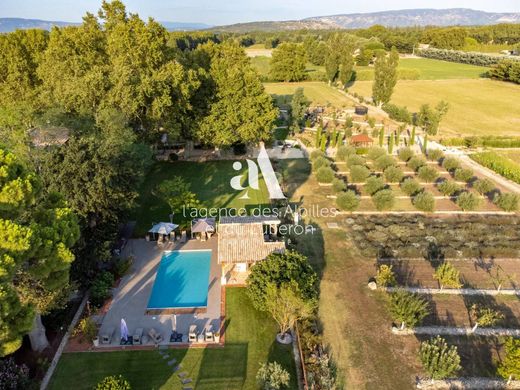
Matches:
[[130, 161, 270, 235], [264, 81, 353, 108], [349, 79, 520, 137], [355, 58, 489, 80], [48, 289, 297, 390]]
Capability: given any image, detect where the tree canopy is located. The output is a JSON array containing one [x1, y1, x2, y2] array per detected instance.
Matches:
[[372, 47, 399, 106], [269, 42, 307, 82], [0, 147, 79, 356]]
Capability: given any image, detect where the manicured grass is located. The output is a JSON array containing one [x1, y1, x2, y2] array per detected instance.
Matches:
[[349, 79, 520, 137], [355, 58, 489, 80], [48, 288, 297, 390], [264, 82, 353, 108], [130, 161, 270, 235]]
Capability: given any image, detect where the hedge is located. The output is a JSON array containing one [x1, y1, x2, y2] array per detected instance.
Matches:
[[417, 48, 520, 66], [489, 60, 520, 85], [471, 152, 520, 184], [440, 136, 520, 148], [382, 103, 412, 124]]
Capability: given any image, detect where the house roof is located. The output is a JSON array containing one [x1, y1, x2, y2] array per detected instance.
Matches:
[[219, 216, 281, 225], [350, 134, 373, 143], [217, 219, 285, 264]]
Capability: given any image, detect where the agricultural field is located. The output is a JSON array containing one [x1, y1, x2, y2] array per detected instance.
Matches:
[[349, 79, 520, 137], [264, 82, 353, 108], [494, 149, 520, 164]]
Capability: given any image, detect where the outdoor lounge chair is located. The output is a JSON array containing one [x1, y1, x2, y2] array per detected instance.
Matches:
[[148, 328, 163, 345], [133, 328, 143, 345], [204, 326, 214, 342], [100, 326, 115, 344], [188, 325, 197, 343], [170, 331, 183, 343]]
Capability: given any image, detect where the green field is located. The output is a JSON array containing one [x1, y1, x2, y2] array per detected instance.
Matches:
[[130, 161, 270, 235], [49, 288, 297, 390], [349, 79, 520, 137], [355, 58, 489, 80], [264, 81, 353, 108], [496, 150, 520, 164], [253, 56, 488, 81]]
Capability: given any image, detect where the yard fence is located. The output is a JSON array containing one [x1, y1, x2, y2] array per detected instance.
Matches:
[[294, 322, 309, 390]]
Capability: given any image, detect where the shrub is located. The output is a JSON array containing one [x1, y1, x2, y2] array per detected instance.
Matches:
[[413, 191, 435, 212], [494, 193, 520, 212], [419, 336, 461, 380], [473, 178, 495, 195], [312, 156, 331, 171], [0, 359, 31, 390], [350, 165, 370, 183], [257, 362, 290, 390], [374, 155, 395, 171], [355, 147, 369, 155], [365, 176, 386, 195], [95, 375, 131, 390], [382, 103, 412, 123], [310, 150, 324, 161], [470, 304, 504, 328], [315, 167, 335, 183], [336, 190, 360, 211], [401, 177, 422, 196], [389, 290, 429, 329], [383, 166, 404, 183], [73, 317, 97, 342], [372, 189, 395, 211], [346, 154, 365, 169], [331, 178, 347, 193], [489, 59, 520, 84], [427, 149, 444, 161], [418, 47, 511, 66], [437, 180, 460, 196], [335, 145, 355, 162], [407, 156, 426, 171], [367, 146, 386, 161], [90, 271, 114, 307], [398, 147, 414, 162], [456, 191, 481, 211], [453, 168, 474, 183], [471, 151, 520, 185], [433, 262, 462, 289], [442, 156, 461, 172], [114, 257, 133, 279], [498, 337, 520, 380], [417, 166, 439, 183], [375, 265, 397, 287]]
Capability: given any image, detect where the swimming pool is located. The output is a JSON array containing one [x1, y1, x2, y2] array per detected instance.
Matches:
[[147, 250, 212, 310]]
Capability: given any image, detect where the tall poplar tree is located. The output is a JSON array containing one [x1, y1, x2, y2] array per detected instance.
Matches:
[[372, 47, 399, 106]]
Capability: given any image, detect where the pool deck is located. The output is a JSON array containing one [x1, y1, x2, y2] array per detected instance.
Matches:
[[95, 237, 221, 347]]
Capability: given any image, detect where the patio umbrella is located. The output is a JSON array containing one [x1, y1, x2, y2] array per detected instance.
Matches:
[[120, 318, 128, 342]]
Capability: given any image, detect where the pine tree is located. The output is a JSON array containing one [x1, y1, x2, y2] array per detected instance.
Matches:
[[420, 336, 461, 379]]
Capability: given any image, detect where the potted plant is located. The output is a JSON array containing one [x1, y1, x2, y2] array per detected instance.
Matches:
[[214, 332, 220, 343], [93, 336, 99, 347]]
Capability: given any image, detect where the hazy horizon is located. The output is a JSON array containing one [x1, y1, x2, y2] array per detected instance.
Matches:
[[1, 0, 519, 26]]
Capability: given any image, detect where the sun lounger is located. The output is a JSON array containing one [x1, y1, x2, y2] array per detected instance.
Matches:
[[188, 325, 197, 343], [133, 328, 143, 345], [100, 326, 115, 344], [204, 326, 214, 342], [148, 328, 163, 345]]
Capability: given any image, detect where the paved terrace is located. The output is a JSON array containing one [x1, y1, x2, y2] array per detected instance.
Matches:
[[97, 237, 221, 347]]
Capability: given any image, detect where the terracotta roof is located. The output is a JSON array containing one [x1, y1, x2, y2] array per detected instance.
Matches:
[[350, 134, 373, 143], [217, 220, 285, 264]]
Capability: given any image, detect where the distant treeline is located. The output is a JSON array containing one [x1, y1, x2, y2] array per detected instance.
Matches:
[[417, 48, 520, 66], [230, 23, 520, 53]]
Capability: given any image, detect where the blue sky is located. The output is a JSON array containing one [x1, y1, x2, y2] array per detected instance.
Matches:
[[0, 0, 519, 25]]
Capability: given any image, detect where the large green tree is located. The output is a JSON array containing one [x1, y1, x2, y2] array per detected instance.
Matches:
[[0, 148, 80, 356], [196, 42, 278, 147], [269, 42, 307, 82], [372, 48, 399, 106], [290, 87, 309, 129]]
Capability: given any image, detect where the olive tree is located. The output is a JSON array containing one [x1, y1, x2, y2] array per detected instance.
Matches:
[[389, 290, 429, 329], [336, 190, 360, 211], [433, 262, 462, 289]]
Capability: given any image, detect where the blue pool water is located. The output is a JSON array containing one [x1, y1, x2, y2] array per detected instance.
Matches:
[[147, 250, 212, 309]]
